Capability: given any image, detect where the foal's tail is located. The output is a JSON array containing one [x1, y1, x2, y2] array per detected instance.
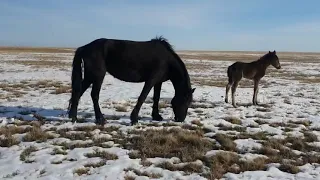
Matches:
[[67, 47, 83, 113], [227, 65, 233, 84]]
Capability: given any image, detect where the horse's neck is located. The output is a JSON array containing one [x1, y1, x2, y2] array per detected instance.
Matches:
[[169, 62, 190, 95]]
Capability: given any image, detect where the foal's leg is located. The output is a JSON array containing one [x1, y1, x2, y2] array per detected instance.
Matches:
[[130, 81, 154, 125], [91, 76, 105, 125], [253, 79, 260, 105], [69, 78, 92, 123], [225, 78, 233, 103], [231, 81, 240, 108], [152, 82, 163, 121]]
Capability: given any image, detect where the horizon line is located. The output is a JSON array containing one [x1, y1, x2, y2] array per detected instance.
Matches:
[[0, 45, 319, 54]]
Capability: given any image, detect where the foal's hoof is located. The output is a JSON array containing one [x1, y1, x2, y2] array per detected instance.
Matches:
[[152, 114, 163, 121]]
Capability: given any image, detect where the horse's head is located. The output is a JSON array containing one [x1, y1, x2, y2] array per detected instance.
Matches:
[[171, 88, 195, 122], [268, 50, 281, 69]]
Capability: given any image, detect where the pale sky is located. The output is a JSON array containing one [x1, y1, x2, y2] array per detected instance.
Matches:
[[1, 0, 319, 52]]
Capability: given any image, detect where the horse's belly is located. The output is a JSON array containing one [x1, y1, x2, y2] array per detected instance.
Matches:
[[107, 68, 146, 83]]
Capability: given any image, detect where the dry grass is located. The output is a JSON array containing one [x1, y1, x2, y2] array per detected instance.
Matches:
[[191, 119, 203, 126], [0, 133, 19, 147], [0, 125, 33, 135], [127, 128, 215, 162], [214, 133, 237, 151], [4, 60, 70, 68], [254, 136, 320, 170], [217, 124, 246, 132], [3, 170, 20, 178], [84, 160, 106, 168], [73, 167, 90, 176], [53, 141, 94, 150], [85, 149, 118, 160], [22, 126, 55, 142], [224, 116, 242, 125], [278, 163, 300, 174], [268, 70, 320, 83], [191, 77, 270, 88], [156, 161, 203, 174], [288, 120, 311, 127], [20, 146, 37, 163], [58, 131, 89, 141], [124, 167, 163, 178], [0, 80, 71, 98], [303, 131, 318, 142], [123, 175, 136, 180], [50, 86, 71, 94], [203, 152, 271, 179], [203, 152, 239, 179], [236, 131, 269, 141], [115, 105, 129, 112], [51, 147, 68, 155]]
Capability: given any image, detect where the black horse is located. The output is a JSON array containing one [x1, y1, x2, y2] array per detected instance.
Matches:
[[68, 36, 195, 125]]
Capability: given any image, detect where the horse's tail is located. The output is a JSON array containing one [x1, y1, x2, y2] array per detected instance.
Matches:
[[68, 47, 83, 113]]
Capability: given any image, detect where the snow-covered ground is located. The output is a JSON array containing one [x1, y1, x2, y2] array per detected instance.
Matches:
[[0, 51, 320, 180]]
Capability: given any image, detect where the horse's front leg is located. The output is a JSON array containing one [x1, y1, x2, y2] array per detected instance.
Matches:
[[130, 81, 154, 125], [152, 82, 163, 121], [253, 79, 260, 105]]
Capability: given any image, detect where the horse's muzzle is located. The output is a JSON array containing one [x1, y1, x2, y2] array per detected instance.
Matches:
[[277, 65, 281, 69]]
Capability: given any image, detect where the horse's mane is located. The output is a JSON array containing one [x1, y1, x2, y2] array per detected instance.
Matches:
[[151, 36, 191, 89]]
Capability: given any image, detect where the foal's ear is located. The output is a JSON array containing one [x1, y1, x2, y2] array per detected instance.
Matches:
[[191, 88, 196, 93]]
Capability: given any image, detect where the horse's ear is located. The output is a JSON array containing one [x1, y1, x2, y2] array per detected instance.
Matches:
[[191, 88, 196, 93], [273, 50, 276, 54], [269, 51, 271, 53]]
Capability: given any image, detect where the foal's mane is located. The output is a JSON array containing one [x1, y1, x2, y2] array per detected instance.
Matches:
[[151, 36, 191, 89], [256, 52, 273, 62]]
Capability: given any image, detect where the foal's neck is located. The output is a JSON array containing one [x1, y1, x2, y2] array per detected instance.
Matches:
[[255, 55, 271, 69]]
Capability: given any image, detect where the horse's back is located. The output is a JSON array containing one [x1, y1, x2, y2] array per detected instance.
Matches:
[[87, 38, 172, 82]]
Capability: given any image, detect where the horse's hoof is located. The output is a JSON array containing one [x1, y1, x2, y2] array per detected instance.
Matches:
[[95, 117, 105, 126], [71, 117, 77, 123], [225, 99, 229, 103], [152, 114, 163, 121], [131, 120, 138, 126], [232, 104, 238, 108]]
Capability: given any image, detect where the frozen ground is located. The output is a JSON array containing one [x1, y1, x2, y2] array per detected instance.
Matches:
[[0, 50, 320, 180]]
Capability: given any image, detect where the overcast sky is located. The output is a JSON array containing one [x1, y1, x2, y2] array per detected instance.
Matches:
[[0, 0, 319, 52]]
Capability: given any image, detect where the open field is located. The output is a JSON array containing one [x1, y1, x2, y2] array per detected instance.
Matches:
[[0, 47, 320, 179]]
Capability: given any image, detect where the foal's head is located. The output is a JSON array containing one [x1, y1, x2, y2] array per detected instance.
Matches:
[[171, 88, 195, 122], [267, 50, 281, 69]]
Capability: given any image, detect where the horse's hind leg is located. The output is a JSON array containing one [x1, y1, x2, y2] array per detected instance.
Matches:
[[231, 80, 240, 108], [152, 82, 163, 121], [69, 77, 92, 123], [130, 81, 155, 125], [91, 76, 105, 125]]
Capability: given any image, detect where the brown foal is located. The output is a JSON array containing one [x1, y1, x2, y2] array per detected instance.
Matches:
[[225, 51, 281, 107]]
